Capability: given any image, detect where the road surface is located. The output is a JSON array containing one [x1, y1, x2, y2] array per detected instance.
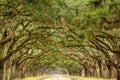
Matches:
[[43, 74, 72, 80]]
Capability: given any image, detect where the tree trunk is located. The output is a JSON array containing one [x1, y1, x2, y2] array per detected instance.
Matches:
[[81, 67, 85, 77], [0, 64, 4, 80], [21, 66, 26, 79], [6, 62, 12, 80], [98, 62, 102, 78], [67, 69, 70, 75], [93, 66, 97, 77], [107, 65, 112, 79], [11, 64, 16, 79], [21, 70, 25, 79], [6, 67, 12, 80], [85, 68, 88, 77], [117, 67, 120, 80]]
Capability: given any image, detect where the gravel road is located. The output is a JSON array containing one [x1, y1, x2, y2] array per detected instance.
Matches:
[[43, 75, 72, 80]]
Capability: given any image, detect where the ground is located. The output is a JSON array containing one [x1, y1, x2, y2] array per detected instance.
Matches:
[[44, 74, 72, 80], [17, 75, 116, 80]]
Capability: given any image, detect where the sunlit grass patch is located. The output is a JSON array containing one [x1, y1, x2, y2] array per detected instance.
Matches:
[[22, 76, 41, 80], [22, 75, 50, 80], [70, 76, 117, 80]]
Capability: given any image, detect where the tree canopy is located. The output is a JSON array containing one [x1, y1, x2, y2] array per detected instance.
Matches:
[[0, 0, 120, 80]]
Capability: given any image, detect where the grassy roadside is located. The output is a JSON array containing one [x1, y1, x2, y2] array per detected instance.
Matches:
[[70, 76, 117, 80], [16, 75, 117, 80], [15, 75, 50, 80], [22, 76, 45, 80]]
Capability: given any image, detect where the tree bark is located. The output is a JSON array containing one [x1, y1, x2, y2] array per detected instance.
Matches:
[[117, 67, 120, 80], [98, 62, 103, 77], [93, 66, 97, 77], [81, 67, 85, 77], [0, 64, 4, 80], [21, 66, 26, 79], [11, 64, 16, 79], [6, 61, 12, 80], [107, 65, 112, 79]]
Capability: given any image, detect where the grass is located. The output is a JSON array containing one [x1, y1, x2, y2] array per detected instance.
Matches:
[[22, 76, 44, 80], [70, 76, 117, 80], [15, 75, 117, 80], [15, 75, 50, 80]]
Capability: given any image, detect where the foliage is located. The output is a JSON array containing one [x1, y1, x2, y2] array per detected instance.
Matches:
[[0, 0, 120, 79]]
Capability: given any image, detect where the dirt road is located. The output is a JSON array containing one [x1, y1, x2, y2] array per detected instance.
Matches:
[[43, 75, 72, 80]]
